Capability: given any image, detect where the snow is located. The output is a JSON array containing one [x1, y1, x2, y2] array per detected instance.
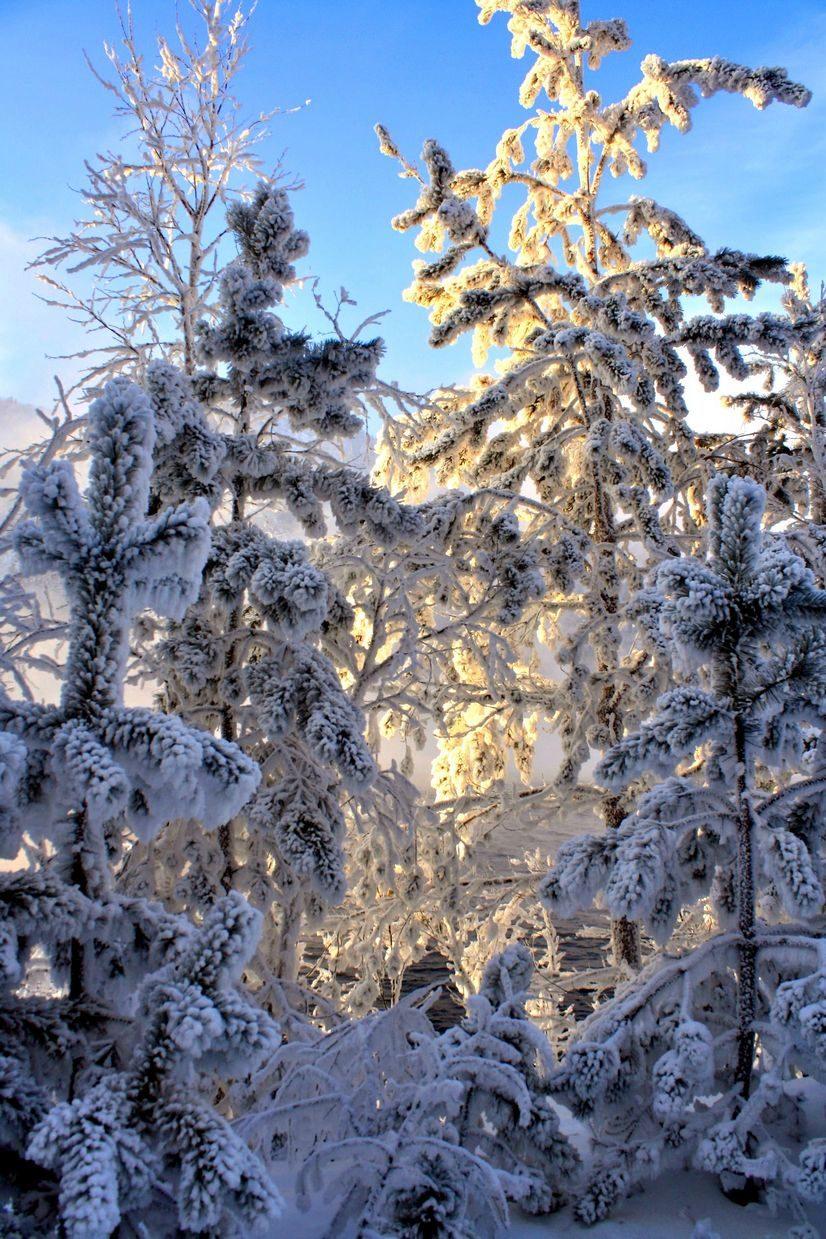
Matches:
[[265, 1167, 818, 1238], [2, 1, 824, 1234], [509, 1171, 819, 1237]]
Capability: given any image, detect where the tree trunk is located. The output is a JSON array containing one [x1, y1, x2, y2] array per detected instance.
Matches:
[[584, 400, 642, 971], [278, 893, 303, 985], [733, 714, 757, 1098], [217, 827, 235, 892], [68, 807, 88, 1003], [604, 792, 642, 969], [69, 939, 85, 1004], [67, 807, 90, 1101], [217, 408, 250, 893], [610, 915, 642, 971]]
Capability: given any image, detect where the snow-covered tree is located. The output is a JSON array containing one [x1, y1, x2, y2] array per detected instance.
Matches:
[[0, 379, 281, 1235], [542, 473, 826, 1222], [376, 0, 811, 967], [115, 180, 553, 1035], [0, 1, 268, 714], [242, 943, 579, 1237], [31, 0, 272, 386], [710, 266, 826, 577], [19, 0, 552, 1023], [112, 183, 385, 1005]]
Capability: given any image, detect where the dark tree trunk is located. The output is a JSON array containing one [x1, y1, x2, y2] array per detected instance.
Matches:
[[604, 793, 642, 969], [217, 408, 249, 894], [68, 807, 88, 1004], [610, 914, 642, 971], [218, 704, 237, 894], [733, 714, 757, 1098], [584, 385, 643, 974]]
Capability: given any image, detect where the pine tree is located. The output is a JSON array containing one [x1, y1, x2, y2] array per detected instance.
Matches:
[[0, 379, 281, 1235], [119, 183, 402, 1000], [245, 944, 580, 1236], [542, 473, 826, 1222], [711, 266, 826, 576], [376, 0, 811, 967]]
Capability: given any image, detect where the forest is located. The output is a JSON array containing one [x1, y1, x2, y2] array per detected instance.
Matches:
[[0, 0, 823, 1235]]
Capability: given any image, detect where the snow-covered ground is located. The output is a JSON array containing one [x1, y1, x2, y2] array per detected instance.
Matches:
[[511, 1170, 820, 1237], [269, 1166, 820, 1237]]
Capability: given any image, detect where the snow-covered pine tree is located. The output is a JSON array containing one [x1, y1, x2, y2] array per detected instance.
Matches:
[[120, 182, 404, 1003], [0, 379, 282, 1235], [242, 943, 580, 1236], [0, 0, 268, 714], [376, 0, 811, 967], [541, 473, 826, 1222], [15, 0, 392, 1008], [125, 177, 553, 1030], [438, 942, 581, 1214], [710, 266, 826, 578]]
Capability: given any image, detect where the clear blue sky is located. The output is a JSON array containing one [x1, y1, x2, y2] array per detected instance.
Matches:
[[0, 0, 823, 405]]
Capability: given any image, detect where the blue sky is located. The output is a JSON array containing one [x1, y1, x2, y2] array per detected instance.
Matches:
[[0, 0, 823, 406]]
